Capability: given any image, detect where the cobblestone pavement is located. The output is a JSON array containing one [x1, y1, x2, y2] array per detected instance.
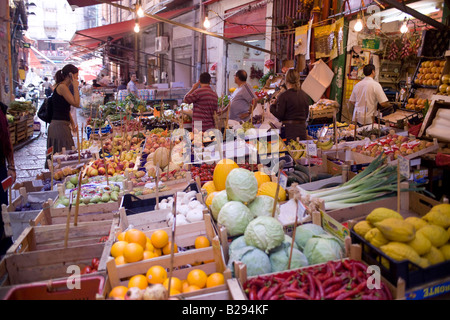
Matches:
[[14, 109, 87, 184]]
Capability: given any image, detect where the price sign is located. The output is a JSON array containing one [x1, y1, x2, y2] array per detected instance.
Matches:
[[398, 155, 410, 179], [297, 199, 307, 221], [1, 176, 13, 191], [46, 146, 53, 156], [307, 142, 317, 157], [278, 171, 288, 190]]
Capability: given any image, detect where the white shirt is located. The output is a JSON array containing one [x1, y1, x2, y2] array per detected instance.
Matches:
[[349, 76, 388, 125]]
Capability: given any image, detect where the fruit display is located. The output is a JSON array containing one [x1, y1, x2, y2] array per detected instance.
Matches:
[[53, 149, 92, 162], [243, 259, 392, 300], [352, 204, 450, 269], [437, 73, 450, 96], [84, 155, 136, 178], [286, 140, 307, 159], [413, 59, 445, 87], [350, 133, 435, 161], [80, 258, 101, 275], [54, 182, 121, 208], [309, 99, 339, 119], [53, 165, 82, 181], [404, 97, 430, 112]]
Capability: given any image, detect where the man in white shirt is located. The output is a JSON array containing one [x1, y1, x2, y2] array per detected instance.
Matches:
[[348, 64, 391, 125], [127, 73, 139, 97]]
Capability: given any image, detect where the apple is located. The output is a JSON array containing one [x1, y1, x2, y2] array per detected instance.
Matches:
[[98, 167, 106, 175], [128, 162, 135, 169], [442, 74, 450, 84], [89, 168, 98, 177], [108, 167, 115, 175]]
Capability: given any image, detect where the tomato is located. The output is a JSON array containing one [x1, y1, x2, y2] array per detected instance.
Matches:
[[81, 266, 92, 274], [91, 258, 100, 270]]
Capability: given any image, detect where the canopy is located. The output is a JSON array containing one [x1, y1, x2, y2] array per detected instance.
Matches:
[[66, 0, 120, 9]]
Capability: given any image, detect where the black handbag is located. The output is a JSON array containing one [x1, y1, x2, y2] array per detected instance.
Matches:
[[37, 95, 53, 123]]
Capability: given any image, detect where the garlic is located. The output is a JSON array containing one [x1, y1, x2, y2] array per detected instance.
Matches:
[[186, 209, 203, 223]]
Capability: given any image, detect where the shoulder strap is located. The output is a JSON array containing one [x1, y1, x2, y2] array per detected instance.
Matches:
[[242, 83, 254, 100]]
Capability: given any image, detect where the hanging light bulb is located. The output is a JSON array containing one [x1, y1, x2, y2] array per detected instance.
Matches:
[[354, 17, 363, 32], [134, 22, 140, 33], [137, 6, 144, 18], [400, 20, 408, 34], [203, 16, 210, 29]]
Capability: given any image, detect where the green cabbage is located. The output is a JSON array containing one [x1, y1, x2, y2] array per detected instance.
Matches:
[[248, 195, 280, 218], [218, 201, 255, 237], [244, 216, 285, 253], [228, 235, 248, 257], [225, 168, 258, 203], [227, 246, 272, 277], [294, 224, 327, 251], [269, 242, 309, 272], [210, 190, 230, 221], [303, 234, 344, 265]]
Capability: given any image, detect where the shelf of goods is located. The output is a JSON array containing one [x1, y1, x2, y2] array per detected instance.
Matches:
[[309, 99, 339, 120]]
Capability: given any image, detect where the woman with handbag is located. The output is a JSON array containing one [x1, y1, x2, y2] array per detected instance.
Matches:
[[45, 64, 80, 168]]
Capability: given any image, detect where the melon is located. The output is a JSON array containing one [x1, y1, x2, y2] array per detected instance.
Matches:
[[213, 158, 239, 191]]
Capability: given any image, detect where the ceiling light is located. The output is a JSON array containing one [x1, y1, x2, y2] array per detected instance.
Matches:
[[134, 22, 140, 33], [354, 18, 363, 32], [203, 17, 210, 29], [400, 20, 409, 33], [137, 6, 144, 18]]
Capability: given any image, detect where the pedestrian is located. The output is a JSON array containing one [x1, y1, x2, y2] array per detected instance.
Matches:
[[42, 77, 52, 97], [46, 64, 80, 169], [117, 80, 127, 90], [0, 101, 15, 256], [183, 72, 219, 132], [270, 68, 311, 141], [220, 70, 257, 122], [127, 73, 139, 97], [348, 63, 391, 125]]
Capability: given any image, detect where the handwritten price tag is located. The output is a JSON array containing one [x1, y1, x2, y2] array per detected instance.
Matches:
[[307, 142, 317, 157], [297, 199, 307, 221], [279, 171, 288, 190], [398, 155, 410, 179], [1, 176, 13, 191], [46, 146, 53, 156]]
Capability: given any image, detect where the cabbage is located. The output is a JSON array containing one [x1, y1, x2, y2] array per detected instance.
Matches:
[[248, 195, 280, 218], [225, 168, 258, 203], [244, 216, 285, 253], [228, 235, 248, 257], [269, 242, 309, 272], [218, 201, 255, 237], [282, 234, 299, 250], [294, 224, 327, 251], [303, 234, 344, 265], [227, 246, 272, 277], [210, 190, 230, 221]]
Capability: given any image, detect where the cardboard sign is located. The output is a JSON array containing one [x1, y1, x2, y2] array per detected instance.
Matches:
[[398, 155, 410, 179], [307, 142, 318, 157], [1, 176, 13, 191], [279, 171, 288, 190]]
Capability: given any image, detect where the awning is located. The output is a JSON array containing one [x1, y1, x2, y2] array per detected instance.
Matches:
[[224, 1, 267, 38], [66, 0, 120, 9], [70, 6, 194, 50], [28, 49, 43, 69]]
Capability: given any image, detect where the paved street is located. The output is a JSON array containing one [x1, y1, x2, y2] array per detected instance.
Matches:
[[13, 109, 87, 184]]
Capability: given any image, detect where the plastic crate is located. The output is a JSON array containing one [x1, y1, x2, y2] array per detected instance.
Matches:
[[350, 228, 450, 290], [307, 124, 325, 139], [3, 275, 106, 300], [121, 181, 200, 215], [85, 125, 112, 140]]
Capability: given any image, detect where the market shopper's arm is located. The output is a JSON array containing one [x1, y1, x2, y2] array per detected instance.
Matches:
[[59, 78, 80, 108], [270, 94, 286, 121]]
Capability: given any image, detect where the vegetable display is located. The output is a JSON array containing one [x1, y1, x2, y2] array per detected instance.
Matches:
[[243, 259, 393, 300]]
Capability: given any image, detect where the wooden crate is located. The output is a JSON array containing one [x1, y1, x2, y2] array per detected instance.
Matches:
[[106, 214, 230, 298], [14, 119, 27, 143], [1, 187, 59, 240], [9, 124, 15, 145], [6, 218, 117, 257], [0, 243, 108, 287]]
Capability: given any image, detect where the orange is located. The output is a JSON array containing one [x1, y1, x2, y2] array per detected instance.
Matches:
[[184, 285, 201, 293], [115, 255, 126, 265], [111, 241, 128, 258], [154, 248, 162, 257], [123, 243, 144, 263], [108, 286, 128, 300], [125, 229, 147, 249], [206, 272, 225, 288], [194, 236, 210, 249], [169, 288, 181, 296], [128, 274, 148, 290], [117, 231, 126, 242], [146, 265, 168, 284], [162, 277, 182, 292], [143, 250, 156, 260], [187, 269, 207, 288], [181, 280, 190, 293], [145, 238, 154, 252], [151, 229, 169, 249], [162, 241, 178, 255]]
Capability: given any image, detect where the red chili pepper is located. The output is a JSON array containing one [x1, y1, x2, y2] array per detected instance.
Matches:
[[257, 285, 269, 300], [342, 259, 352, 271], [306, 273, 316, 299], [248, 285, 258, 300], [324, 283, 342, 295], [335, 282, 367, 300], [325, 288, 347, 300], [383, 284, 393, 300], [284, 291, 311, 300], [263, 283, 282, 300], [289, 279, 300, 290], [313, 276, 325, 300]]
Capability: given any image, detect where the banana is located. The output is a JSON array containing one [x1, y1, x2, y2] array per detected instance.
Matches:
[[316, 139, 334, 150]]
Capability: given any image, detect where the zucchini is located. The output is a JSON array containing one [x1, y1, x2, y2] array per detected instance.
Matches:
[[291, 172, 307, 184], [294, 170, 310, 182]]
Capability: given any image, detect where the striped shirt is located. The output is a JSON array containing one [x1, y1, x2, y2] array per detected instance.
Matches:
[[184, 86, 219, 131]]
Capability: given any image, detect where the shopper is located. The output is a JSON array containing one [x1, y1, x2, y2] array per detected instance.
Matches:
[[270, 68, 310, 141], [183, 72, 219, 132], [348, 63, 391, 125], [220, 70, 257, 122], [117, 80, 127, 90], [0, 101, 14, 256], [46, 64, 80, 168], [42, 77, 52, 97], [127, 73, 139, 97]]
